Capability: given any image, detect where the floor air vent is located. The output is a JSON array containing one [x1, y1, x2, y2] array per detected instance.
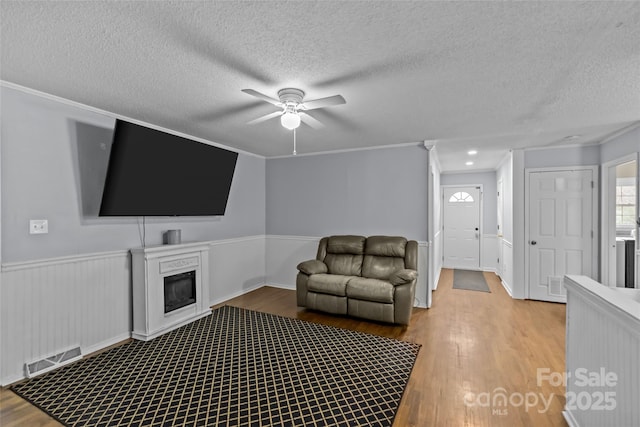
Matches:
[[26, 346, 82, 378]]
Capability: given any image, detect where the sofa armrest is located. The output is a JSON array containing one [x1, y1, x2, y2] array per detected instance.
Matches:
[[389, 268, 418, 286], [297, 259, 328, 275]]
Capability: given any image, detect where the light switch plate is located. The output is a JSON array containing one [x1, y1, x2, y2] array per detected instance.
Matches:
[[30, 219, 48, 234]]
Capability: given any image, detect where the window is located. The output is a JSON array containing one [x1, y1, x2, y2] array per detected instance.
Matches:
[[448, 192, 474, 203], [616, 181, 636, 227]]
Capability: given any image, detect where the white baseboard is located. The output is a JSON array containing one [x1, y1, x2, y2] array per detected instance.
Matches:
[[266, 282, 296, 290], [82, 332, 132, 356], [500, 279, 514, 297], [432, 265, 441, 291], [1, 373, 26, 387], [209, 282, 266, 307]]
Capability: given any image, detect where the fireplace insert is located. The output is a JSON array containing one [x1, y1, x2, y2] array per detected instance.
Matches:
[[164, 270, 196, 313]]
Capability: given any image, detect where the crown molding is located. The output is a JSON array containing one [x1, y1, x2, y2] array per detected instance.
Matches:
[[0, 80, 265, 159]]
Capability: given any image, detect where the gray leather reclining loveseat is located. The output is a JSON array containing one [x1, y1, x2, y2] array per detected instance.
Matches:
[[296, 235, 418, 325]]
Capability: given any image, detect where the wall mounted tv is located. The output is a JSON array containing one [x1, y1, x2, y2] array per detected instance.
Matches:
[[99, 119, 238, 216]]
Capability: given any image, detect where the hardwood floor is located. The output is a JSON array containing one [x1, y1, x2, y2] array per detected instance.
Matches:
[[1, 269, 567, 426]]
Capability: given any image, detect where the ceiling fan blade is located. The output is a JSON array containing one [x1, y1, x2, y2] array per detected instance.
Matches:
[[300, 95, 346, 111], [299, 112, 325, 129], [241, 89, 282, 106], [247, 111, 282, 125]]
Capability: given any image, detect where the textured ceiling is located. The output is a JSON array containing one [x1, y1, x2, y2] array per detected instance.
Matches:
[[1, 1, 639, 172]]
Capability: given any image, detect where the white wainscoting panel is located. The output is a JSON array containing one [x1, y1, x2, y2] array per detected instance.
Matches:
[[500, 239, 514, 297], [481, 234, 498, 273], [209, 236, 266, 306], [265, 235, 320, 289], [1, 251, 131, 385], [564, 276, 640, 427], [2, 233, 434, 384], [432, 230, 442, 291], [416, 242, 428, 308]]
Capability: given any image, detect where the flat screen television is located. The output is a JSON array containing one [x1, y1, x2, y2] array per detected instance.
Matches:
[[99, 119, 238, 216]]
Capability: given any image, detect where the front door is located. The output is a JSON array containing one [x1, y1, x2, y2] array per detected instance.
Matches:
[[442, 186, 481, 270], [528, 169, 596, 302]]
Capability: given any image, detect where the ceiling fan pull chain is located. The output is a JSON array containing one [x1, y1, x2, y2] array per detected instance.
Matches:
[[293, 128, 297, 156]]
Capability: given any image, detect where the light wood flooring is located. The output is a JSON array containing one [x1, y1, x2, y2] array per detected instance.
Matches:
[[1, 269, 567, 426]]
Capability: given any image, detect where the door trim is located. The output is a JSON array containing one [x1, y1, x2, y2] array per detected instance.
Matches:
[[524, 166, 599, 299], [441, 184, 483, 270], [601, 153, 638, 288]]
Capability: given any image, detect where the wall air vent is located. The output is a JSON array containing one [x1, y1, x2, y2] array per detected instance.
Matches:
[[25, 346, 82, 378]]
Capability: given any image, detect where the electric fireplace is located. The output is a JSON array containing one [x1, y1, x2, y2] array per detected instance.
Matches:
[[164, 270, 196, 313], [131, 242, 211, 341]]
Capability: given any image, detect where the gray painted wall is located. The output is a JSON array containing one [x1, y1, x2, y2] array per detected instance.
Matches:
[[524, 144, 601, 168], [266, 145, 429, 241], [523, 127, 639, 169], [1, 86, 266, 262], [440, 171, 498, 234], [600, 126, 640, 163]]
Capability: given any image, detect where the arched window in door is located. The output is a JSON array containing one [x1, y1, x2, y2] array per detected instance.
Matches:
[[448, 191, 474, 203]]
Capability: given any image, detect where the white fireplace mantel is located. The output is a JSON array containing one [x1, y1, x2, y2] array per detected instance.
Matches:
[[131, 241, 211, 341]]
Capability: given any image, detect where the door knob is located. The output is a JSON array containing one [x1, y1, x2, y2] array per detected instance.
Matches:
[[531, 240, 537, 245]]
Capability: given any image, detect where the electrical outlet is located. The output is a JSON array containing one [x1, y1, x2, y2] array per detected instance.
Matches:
[[30, 219, 48, 234]]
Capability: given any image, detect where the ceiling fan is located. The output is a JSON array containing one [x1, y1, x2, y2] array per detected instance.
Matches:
[[242, 88, 346, 130]]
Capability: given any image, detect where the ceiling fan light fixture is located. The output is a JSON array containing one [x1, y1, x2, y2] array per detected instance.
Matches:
[[243, 87, 344, 130], [281, 111, 301, 130]]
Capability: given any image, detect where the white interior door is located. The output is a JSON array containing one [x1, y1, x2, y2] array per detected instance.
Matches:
[[528, 169, 595, 302], [443, 186, 481, 270]]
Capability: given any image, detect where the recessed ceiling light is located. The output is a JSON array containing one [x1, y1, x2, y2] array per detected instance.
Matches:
[[468, 150, 478, 155], [465, 161, 474, 166]]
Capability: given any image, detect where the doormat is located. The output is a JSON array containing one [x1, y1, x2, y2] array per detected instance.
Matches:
[[453, 269, 491, 292]]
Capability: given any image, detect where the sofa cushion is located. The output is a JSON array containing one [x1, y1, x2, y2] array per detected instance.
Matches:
[[346, 277, 394, 303], [327, 235, 366, 254], [297, 260, 328, 275], [308, 274, 351, 296], [362, 256, 406, 280], [321, 236, 366, 276], [324, 254, 363, 276], [361, 236, 408, 279], [365, 236, 407, 257]]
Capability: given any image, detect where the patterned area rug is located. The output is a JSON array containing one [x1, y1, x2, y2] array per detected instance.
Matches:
[[11, 305, 420, 426]]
